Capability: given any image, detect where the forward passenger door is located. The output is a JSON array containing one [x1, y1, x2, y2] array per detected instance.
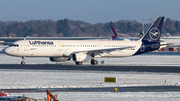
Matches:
[[24, 42, 29, 51]]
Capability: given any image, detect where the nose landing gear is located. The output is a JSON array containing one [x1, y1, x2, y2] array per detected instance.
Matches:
[[21, 57, 25, 65]]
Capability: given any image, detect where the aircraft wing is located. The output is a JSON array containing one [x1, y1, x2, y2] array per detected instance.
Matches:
[[72, 46, 134, 56], [161, 43, 173, 46]]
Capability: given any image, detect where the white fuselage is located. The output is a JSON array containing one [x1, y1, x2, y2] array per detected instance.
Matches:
[[4, 40, 142, 58]]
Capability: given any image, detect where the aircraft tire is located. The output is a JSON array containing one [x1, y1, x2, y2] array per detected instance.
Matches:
[[76, 62, 82, 65], [21, 61, 25, 65], [91, 60, 98, 65]]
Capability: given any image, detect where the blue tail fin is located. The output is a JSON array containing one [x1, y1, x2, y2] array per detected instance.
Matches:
[[141, 17, 164, 42]]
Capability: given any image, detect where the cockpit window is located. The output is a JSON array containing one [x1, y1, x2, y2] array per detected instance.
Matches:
[[9, 44, 19, 47]]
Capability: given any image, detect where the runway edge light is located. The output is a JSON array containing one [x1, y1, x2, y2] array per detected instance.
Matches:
[[104, 77, 117, 83]]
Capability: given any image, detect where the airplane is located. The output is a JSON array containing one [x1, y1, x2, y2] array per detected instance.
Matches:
[[4, 16, 164, 65]]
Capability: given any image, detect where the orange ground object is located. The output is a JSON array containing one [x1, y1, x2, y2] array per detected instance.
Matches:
[[46, 89, 58, 101]]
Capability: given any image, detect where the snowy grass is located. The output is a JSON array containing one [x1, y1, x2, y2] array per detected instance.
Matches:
[[0, 69, 180, 89]]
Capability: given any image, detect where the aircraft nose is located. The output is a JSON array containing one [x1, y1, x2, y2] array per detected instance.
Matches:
[[4, 47, 10, 55]]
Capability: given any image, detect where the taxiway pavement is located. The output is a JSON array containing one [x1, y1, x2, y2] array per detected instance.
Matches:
[[1, 86, 180, 93], [0, 64, 180, 73]]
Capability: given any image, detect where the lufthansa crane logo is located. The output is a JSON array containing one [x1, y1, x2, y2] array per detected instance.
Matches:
[[149, 28, 160, 40]]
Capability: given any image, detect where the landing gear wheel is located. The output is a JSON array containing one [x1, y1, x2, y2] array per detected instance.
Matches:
[[91, 60, 98, 65], [21, 61, 25, 65], [76, 62, 82, 65], [21, 57, 26, 65]]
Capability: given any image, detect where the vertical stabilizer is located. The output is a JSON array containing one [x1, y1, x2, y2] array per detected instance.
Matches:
[[110, 26, 121, 40], [141, 17, 164, 42]]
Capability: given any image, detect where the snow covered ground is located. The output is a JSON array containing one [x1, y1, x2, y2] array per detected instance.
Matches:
[[0, 69, 180, 89], [1, 70, 180, 89], [1, 69, 180, 100], [1, 54, 180, 100]]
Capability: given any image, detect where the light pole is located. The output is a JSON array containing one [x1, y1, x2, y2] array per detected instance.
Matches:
[[142, 18, 145, 36], [142, 18, 153, 36]]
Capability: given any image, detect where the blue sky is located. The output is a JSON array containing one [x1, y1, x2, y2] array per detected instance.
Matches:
[[0, 0, 179, 24]]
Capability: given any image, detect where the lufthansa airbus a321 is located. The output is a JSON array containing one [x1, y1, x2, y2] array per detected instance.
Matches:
[[4, 17, 164, 65]]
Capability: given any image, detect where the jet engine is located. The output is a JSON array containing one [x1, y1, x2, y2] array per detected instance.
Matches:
[[72, 53, 91, 62], [49, 57, 71, 62]]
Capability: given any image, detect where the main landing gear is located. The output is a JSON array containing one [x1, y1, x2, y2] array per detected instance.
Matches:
[[91, 59, 98, 65], [75, 53, 98, 65], [91, 53, 98, 65], [21, 57, 25, 65], [76, 62, 82, 65], [75, 60, 98, 65]]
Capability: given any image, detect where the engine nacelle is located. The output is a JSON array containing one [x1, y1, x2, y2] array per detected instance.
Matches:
[[72, 53, 91, 62], [49, 57, 71, 62]]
